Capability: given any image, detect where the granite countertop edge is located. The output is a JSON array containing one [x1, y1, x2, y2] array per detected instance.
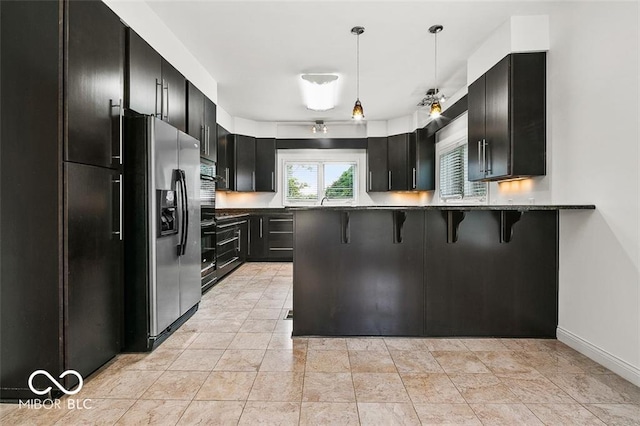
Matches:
[[215, 205, 595, 213]]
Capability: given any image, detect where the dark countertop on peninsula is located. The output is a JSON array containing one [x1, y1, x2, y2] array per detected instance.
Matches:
[[215, 204, 595, 213]]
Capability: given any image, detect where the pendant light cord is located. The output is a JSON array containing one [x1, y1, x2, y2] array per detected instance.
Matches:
[[434, 30, 438, 92], [356, 33, 360, 100]]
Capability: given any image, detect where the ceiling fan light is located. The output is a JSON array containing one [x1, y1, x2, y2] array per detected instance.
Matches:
[[352, 99, 364, 120], [430, 100, 442, 117]]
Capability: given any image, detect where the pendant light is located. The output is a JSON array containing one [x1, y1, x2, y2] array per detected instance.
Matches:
[[351, 26, 365, 120], [417, 24, 446, 118]]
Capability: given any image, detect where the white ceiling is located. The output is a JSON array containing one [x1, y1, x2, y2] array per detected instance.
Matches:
[[146, 1, 553, 123]]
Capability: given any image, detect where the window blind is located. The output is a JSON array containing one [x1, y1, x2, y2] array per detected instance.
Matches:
[[439, 143, 487, 201], [285, 163, 319, 202]]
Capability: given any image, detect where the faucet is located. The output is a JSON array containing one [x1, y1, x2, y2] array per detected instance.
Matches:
[[320, 196, 329, 206]]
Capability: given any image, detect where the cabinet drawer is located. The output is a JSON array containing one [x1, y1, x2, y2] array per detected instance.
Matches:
[[268, 216, 293, 232], [268, 232, 293, 250]]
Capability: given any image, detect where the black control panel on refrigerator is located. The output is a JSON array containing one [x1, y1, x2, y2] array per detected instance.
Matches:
[[157, 189, 178, 236]]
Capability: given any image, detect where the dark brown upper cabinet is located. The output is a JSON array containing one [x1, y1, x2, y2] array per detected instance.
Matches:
[[255, 138, 276, 192], [467, 52, 546, 181], [187, 82, 217, 161], [216, 125, 234, 190], [234, 135, 256, 192], [388, 134, 409, 191], [126, 29, 186, 132], [367, 137, 389, 192], [66, 0, 124, 169]]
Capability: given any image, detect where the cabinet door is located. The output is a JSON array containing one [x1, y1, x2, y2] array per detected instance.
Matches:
[[248, 216, 266, 259], [484, 55, 510, 179], [238, 221, 248, 262], [216, 125, 233, 190], [65, 163, 121, 378], [415, 128, 436, 191], [388, 134, 408, 190], [203, 97, 217, 162], [467, 75, 486, 181], [126, 29, 162, 116], [235, 135, 256, 192], [255, 138, 276, 192], [161, 59, 186, 132], [66, 0, 124, 169], [407, 131, 417, 190], [367, 137, 388, 192], [187, 82, 204, 145]]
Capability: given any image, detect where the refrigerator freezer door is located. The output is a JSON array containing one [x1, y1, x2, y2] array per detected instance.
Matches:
[[150, 118, 181, 336], [178, 131, 202, 314]]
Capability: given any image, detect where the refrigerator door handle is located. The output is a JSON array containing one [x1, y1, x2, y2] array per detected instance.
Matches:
[[176, 170, 186, 256], [180, 169, 189, 256]]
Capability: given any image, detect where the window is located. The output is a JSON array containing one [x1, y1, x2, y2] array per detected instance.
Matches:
[[438, 142, 486, 202], [285, 161, 356, 205]]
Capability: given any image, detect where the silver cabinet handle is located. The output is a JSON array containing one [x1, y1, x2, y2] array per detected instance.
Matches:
[[252, 171, 256, 191], [155, 79, 162, 117], [482, 139, 487, 175], [478, 140, 483, 173], [271, 171, 275, 191], [388, 170, 392, 191], [110, 99, 123, 165], [412, 167, 416, 189], [163, 80, 169, 121], [247, 221, 251, 255], [369, 171, 372, 191], [237, 228, 241, 253], [112, 176, 123, 240], [259, 217, 263, 238], [206, 126, 211, 156], [225, 167, 230, 189]]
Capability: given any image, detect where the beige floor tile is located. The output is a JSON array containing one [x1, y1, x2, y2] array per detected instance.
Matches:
[[307, 337, 348, 351], [390, 350, 444, 373], [526, 403, 606, 425], [248, 372, 304, 402], [383, 338, 427, 351], [497, 372, 574, 403], [306, 350, 351, 373], [237, 291, 265, 300], [161, 332, 200, 350], [460, 339, 511, 352], [474, 351, 537, 374], [228, 332, 273, 350], [195, 371, 257, 400], [302, 372, 356, 403], [423, 338, 469, 352], [346, 337, 388, 351], [187, 332, 236, 350], [238, 401, 300, 425], [177, 400, 245, 425], [80, 369, 163, 399], [54, 398, 135, 425], [413, 403, 482, 425], [560, 352, 613, 375], [549, 374, 631, 403], [254, 299, 286, 310], [349, 350, 397, 373], [470, 403, 543, 425], [357, 402, 421, 425], [352, 373, 411, 403], [431, 351, 491, 374], [300, 402, 359, 426], [268, 333, 307, 350], [260, 348, 307, 372], [214, 349, 266, 372], [168, 349, 224, 371], [214, 310, 251, 321], [208, 319, 245, 333], [140, 371, 207, 400], [274, 319, 294, 333], [239, 319, 278, 333], [448, 374, 520, 403], [248, 308, 283, 320], [116, 399, 190, 425], [584, 403, 640, 425], [0, 401, 71, 426], [590, 374, 640, 404], [517, 350, 585, 375], [121, 348, 183, 371], [401, 373, 466, 404]]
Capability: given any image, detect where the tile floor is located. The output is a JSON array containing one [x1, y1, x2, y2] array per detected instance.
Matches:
[[2, 262, 640, 425]]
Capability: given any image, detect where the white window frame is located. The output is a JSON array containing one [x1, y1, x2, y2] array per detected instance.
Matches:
[[436, 132, 488, 204], [283, 160, 358, 206]]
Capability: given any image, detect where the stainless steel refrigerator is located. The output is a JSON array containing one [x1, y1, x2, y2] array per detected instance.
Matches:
[[124, 115, 201, 351]]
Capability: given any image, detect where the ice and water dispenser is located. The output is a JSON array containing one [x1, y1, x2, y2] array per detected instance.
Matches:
[[157, 189, 178, 236]]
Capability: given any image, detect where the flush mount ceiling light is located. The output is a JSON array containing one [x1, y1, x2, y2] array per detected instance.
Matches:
[[417, 24, 446, 118], [301, 74, 339, 111], [311, 120, 328, 134], [351, 26, 365, 120]]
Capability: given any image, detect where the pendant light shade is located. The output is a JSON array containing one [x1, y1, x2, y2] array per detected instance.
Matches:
[[351, 26, 365, 120]]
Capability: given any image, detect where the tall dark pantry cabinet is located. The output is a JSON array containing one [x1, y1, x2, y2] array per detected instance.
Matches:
[[1, 0, 123, 400]]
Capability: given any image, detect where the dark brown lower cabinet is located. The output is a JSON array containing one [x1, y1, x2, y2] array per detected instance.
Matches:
[[424, 210, 558, 337], [293, 210, 424, 336], [247, 214, 293, 261]]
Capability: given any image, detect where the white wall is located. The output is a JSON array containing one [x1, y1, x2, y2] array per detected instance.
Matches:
[[546, 2, 640, 385], [103, 0, 218, 103]]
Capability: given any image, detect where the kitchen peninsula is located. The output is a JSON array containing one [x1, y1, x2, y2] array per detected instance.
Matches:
[[291, 204, 594, 338]]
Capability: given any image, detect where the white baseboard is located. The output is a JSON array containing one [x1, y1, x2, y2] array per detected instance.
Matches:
[[557, 327, 640, 387]]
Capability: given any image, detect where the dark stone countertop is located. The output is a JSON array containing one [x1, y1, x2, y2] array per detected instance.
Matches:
[[216, 205, 595, 213]]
